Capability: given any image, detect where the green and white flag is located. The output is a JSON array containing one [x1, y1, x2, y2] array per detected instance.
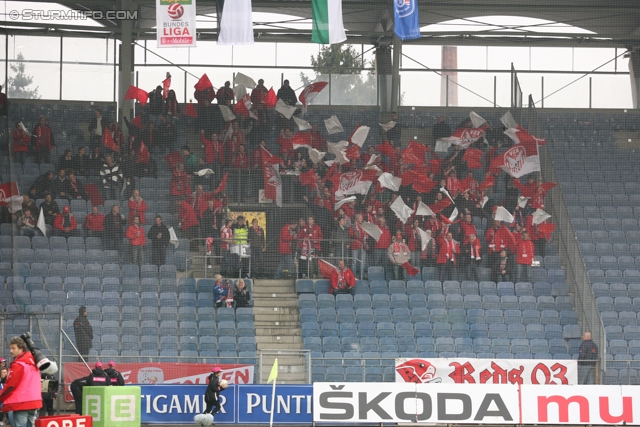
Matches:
[[311, 0, 347, 44]]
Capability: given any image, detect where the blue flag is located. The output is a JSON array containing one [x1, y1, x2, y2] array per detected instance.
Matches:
[[394, 0, 420, 40]]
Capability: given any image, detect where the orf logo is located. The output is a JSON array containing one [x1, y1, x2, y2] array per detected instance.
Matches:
[[339, 171, 362, 193], [396, 359, 442, 383], [395, 0, 414, 18], [504, 145, 526, 176], [167, 3, 184, 19]]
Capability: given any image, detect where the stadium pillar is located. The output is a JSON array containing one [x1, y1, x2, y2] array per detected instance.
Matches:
[[629, 51, 640, 109], [390, 35, 402, 112], [376, 43, 392, 111], [118, 0, 136, 127]]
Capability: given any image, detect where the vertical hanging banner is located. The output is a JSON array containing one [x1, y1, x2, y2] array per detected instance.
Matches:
[[156, 0, 197, 48], [394, 0, 420, 40]]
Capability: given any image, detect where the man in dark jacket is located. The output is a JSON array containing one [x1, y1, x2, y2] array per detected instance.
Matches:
[[39, 194, 59, 226], [73, 306, 93, 361], [103, 205, 126, 252], [88, 109, 107, 149], [147, 215, 170, 266], [50, 169, 71, 200], [276, 80, 297, 106], [578, 331, 598, 384], [247, 219, 266, 278], [28, 171, 54, 199], [104, 361, 125, 386]]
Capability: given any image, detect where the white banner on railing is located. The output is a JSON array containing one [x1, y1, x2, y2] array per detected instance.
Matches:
[[395, 357, 578, 385], [313, 383, 520, 424], [156, 0, 197, 48]]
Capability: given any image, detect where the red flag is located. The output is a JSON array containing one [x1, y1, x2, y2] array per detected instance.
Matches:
[[138, 141, 149, 164], [429, 158, 443, 175], [264, 88, 278, 108], [540, 182, 557, 192], [402, 170, 436, 194], [124, 85, 148, 106], [402, 142, 428, 166], [478, 174, 496, 191], [402, 262, 420, 277], [300, 169, 318, 187], [463, 148, 483, 169], [345, 144, 360, 161], [290, 132, 313, 149], [102, 129, 119, 153], [496, 224, 517, 253], [233, 94, 253, 117], [439, 213, 461, 225], [131, 116, 144, 130], [538, 223, 556, 239], [318, 258, 337, 279], [457, 176, 473, 193], [162, 77, 171, 100], [182, 103, 198, 118], [322, 163, 338, 186], [489, 138, 540, 178], [194, 74, 213, 91], [376, 141, 395, 158], [84, 183, 104, 207], [299, 81, 329, 106], [442, 124, 487, 149], [0, 182, 19, 206], [429, 197, 452, 214], [213, 172, 229, 195], [164, 151, 183, 170]]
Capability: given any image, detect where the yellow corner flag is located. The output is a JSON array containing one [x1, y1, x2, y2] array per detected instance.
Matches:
[[268, 358, 278, 383]]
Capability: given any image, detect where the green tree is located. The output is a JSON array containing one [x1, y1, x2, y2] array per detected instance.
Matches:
[[300, 44, 376, 106], [7, 53, 41, 99]]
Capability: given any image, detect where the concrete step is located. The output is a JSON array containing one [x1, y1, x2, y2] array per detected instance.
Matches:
[[253, 306, 300, 316], [256, 327, 301, 337], [255, 321, 300, 328], [255, 334, 302, 344], [252, 298, 300, 308]]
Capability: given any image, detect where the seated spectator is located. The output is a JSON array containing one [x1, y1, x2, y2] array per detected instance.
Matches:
[[126, 215, 146, 266], [330, 260, 356, 296], [84, 206, 105, 239], [17, 209, 38, 237], [53, 206, 78, 238], [51, 169, 70, 201], [59, 149, 74, 172], [12, 121, 30, 163], [39, 194, 59, 226], [29, 171, 54, 200], [67, 173, 88, 200], [213, 275, 233, 308], [233, 279, 251, 308], [128, 190, 147, 224], [74, 147, 90, 177]]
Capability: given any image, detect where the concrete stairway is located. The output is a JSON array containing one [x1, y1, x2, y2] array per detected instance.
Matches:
[[252, 279, 308, 384]]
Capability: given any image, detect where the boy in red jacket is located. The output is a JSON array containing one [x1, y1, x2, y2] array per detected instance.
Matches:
[[126, 215, 146, 266], [0, 336, 42, 427]]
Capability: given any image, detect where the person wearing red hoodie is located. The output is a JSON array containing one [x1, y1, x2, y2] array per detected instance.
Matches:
[[170, 163, 191, 208], [274, 223, 296, 279], [515, 231, 535, 283], [178, 200, 199, 251], [200, 130, 224, 180], [126, 215, 146, 266], [0, 336, 42, 427], [32, 116, 55, 164], [128, 189, 147, 224], [53, 206, 78, 238], [330, 260, 356, 296], [374, 217, 392, 276], [12, 122, 30, 164]]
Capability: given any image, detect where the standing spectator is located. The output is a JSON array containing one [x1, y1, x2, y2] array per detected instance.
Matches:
[[103, 205, 125, 252], [462, 233, 482, 282], [0, 336, 43, 427], [88, 109, 106, 149], [251, 79, 269, 109], [170, 163, 191, 207], [39, 194, 59, 227], [332, 216, 350, 259], [12, 122, 30, 163], [32, 116, 55, 164], [578, 331, 598, 384], [274, 222, 296, 280], [128, 189, 147, 224], [349, 213, 368, 278], [28, 171, 54, 200], [374, 217, 392, 275], [73, 306, 93, 361], [165, 90, 180, 119], [126, 215, 146, 266], [67, 173, 88, 200], [51, 169, 70, 201], [157, 115, 176, 153], [247, 219, 266, 278], [494, 249, 513, 283], [147, 86, 164, 126], [202, 199, 222, 258], [147, 215, 170, 267], [329, 260, 356, 296], [515, 232, 535, 283], [200, 130, 224, 182], [231, 144, 250, 202], [386, 111, 401, 145], [437, 230, 459, 282], [53, 206, 78, 238], [388, 231, 411, 281], [84, 206, 105, 239], [432, 115, 452, 140], [178, 200, 199, 250], [220, 219, 239, 276], [100, 156, 123, 201], [277, 80, 297, 106], [216, 81, 234, 106], [74, 147, 90, 176], [420, 229, 438, 268], [190, 185, 209, 219], [234, 279, 251, 308], [407, 219, 422, 267], [58, 148, 74, 172], [182, 145, 198, 175], [298, 216, 323, 278]]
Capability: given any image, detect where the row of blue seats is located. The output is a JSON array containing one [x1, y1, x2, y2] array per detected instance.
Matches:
[[3, 249, 182, 266], [601, 311, 640, 327], [564, 194, 640, 207], [572, 218, 640, 231], [86, 349, 255, 362], [0, 261, 176, 278], [580, 244, 640, 258], [583, 256, 640, 270], [587, 269, 640, 284]]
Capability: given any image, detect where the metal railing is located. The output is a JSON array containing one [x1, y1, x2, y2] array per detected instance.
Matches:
[[528, 99, 606, 383]]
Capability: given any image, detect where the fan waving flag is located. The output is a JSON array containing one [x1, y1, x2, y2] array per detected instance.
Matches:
[[490, 138, 540, 178], [299, 81, 328, 109], [124, 86, 148, 106], [442, 124, 487, 149], [390, 195, 414, 224], [394, 0, 420, 41], [217, 0, 254, 45], [102, 128, 119, 153], [349, 125, 370, 147], [463, 148, 483, 169], [311, 0, 347, 45]]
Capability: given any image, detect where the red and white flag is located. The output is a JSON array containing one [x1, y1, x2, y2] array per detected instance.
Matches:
[[318, 258, 337, 279], [299, 81, 328, 112], [333, 170, 377, 200], [442, 124, 487, 149], [162, 75, 171, 100], [0, 182, 19, 207], [504, 125, 546, 145], [263, 162, 282, 207], [490, 138, 541, 178]]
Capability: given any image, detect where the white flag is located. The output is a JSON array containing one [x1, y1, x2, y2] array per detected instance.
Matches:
[[417, 227, 431, 251], [37, 207, 47, 237], [195, 168, 215, 176], [293, 116, 312, 131], [365, 154, 379, 167], [379, 121, 397, 132], [479, 196, 489, 208], [275, 99, 296, 119], [435, 139, 452, 153], [217, 0, 254, 45], [378, 172, 402, 192], [517, 196, 529, 208], [324, 160, 336, 167], [494, 206, 514, 223], [6, 196, 24, 214], [307, 147, 326, 165], [415, 201, 435, 217], [350, 126, 370, 147], [234, 72, 256, 89], [532, 209, 551, 225], [219, 105, 236, 122], [168, 226, 179, 248], [500, 111, 517, 130], [469, 111, 486, 128], [364, 165, 383, 176], [324, 115, 344, 135], [334, 196, 357, 211], [360, 221, 382, 242], [390, 196, 414, 225], [233, 85, 247, 103], [327, 140, 348, 156], [448, 207, 459, 223], [18, 122, 31, 136]]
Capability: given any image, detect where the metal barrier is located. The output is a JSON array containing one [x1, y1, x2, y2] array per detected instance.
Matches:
[[528, 100, 606, 383]]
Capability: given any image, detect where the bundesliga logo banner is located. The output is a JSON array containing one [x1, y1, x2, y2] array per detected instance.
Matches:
[[156, 0, 197, 47]]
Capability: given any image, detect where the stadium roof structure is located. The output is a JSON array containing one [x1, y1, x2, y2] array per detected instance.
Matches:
[[4, 0, 640, 49]]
